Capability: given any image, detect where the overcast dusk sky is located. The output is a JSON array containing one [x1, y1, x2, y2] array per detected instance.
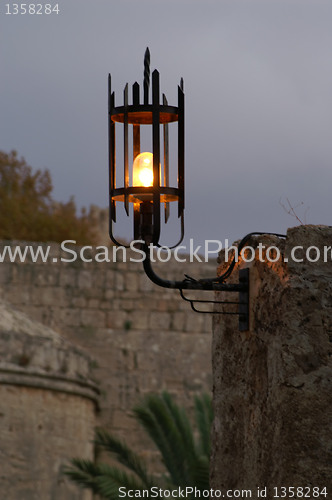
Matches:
[[1, 0, 332, 252]]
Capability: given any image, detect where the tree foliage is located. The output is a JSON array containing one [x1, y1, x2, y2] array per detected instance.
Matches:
[[64, 392, 213, 499], [0, 150, 97, 244]]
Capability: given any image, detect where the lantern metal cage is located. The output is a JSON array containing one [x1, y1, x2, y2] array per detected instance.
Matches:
[[108, 48, 184, 247]]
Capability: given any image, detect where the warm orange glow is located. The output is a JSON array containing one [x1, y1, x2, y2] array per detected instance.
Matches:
[[133, 152, 154, 187]]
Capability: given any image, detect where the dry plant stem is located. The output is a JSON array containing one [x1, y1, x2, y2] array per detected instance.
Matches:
[[279, 197, 307, 225]]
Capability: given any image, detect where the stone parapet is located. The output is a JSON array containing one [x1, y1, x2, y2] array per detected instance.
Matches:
[[211, 225, 332, 492]]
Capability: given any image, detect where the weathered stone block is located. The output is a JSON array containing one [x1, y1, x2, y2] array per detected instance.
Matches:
[[106, 310, 127, 329], [77, 270, 92, 288], [139, 273, 154, 292], [125, 272, 139, 292], [171, 311, 186, 331], [71, 296, 87, 308], [115, 272, 124, 291], [129, 310, 149, 330], [59, 308, 81, 327], [185, 311, 205, 333], [149, 311, 171, 330], [81, 309, 106, 328], [59, 268, 77, 287]]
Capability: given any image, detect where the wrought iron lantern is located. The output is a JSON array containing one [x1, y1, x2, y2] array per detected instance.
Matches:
[[108, 48, 250, 330], [109, 48, 184, 248]]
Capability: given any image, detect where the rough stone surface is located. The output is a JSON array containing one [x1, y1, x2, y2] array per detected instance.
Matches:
[[211, 226, 332, 494], [0, 241, 214, 479], [0, 300, 98, 500]]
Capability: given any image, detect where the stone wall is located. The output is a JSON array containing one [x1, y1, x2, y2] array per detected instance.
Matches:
[[0, 299, 98, 499], [211, 226, 332, 494], [0, 240, 214, 472]]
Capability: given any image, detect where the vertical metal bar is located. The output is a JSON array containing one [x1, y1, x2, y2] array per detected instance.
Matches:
[[163, 93, 170, 223], [144, 47, 150, 105], [133, 126, 140, 160], [133, 81, 140, 105], [124, 83, 129, 216], [178, 81, 185, 218], [133, 82, 140, 161], [108, 74, 116, 223], [152, 69, 160, 245], [133, 82, 141, 241], [133, 203, 140, 240]]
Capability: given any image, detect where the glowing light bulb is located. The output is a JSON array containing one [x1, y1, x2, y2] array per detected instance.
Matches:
[[133, 152, 154, 187]]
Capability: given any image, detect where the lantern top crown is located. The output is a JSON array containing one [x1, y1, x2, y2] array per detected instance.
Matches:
[[109, 48, 184, 125]]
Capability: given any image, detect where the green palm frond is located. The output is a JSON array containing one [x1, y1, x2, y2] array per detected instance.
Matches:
[[65, 391, 213, 500], [133, 397, 182, 485], [162, 392, 196, 458], [64, 459, 150, 500], [95, 464, 149, 499], [63, 458, 105, 494], [194, 393, 213, 457], [94, 428, 153, 487], [133, 392, 197, 486], [189, 455, 210, 491]]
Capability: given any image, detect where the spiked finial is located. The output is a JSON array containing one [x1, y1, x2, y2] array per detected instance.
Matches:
[[144, 47, 150, 104]]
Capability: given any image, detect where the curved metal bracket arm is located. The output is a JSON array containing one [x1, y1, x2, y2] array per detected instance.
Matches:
[[141, 232, 286, 330], [142, 245, 246, 292], [142, 244, 249, 330]]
